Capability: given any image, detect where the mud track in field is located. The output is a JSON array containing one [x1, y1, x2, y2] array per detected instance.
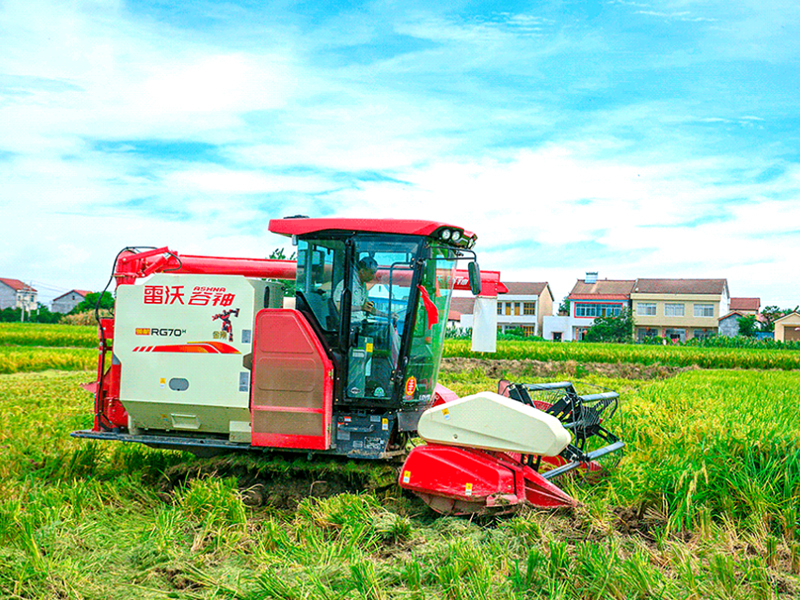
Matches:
[[441, 357, 698, 380], [159, 455, 401, 510]]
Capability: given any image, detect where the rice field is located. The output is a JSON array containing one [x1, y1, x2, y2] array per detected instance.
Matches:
[[0, 347, 96, 374], [0, 323, 97, 348], [1, 327, 800, 598], [444, 339, 800, 370]]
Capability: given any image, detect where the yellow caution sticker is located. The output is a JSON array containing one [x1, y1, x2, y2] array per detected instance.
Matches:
[[382, 418, 389, 431], [465, 482, 473, 496], [366, 342, 373, 353], [443, 407, 450, 420], [159, 378, 166, 389], [402, 470, 411, 484]]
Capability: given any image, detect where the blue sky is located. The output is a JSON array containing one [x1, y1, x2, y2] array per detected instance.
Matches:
[[1, 0, 799, 307]]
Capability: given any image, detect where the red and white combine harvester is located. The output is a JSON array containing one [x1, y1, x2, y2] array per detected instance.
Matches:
[[73, 217, 623, 515]]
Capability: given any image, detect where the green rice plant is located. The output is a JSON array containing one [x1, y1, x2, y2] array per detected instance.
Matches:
[[572, 540, 622, 600], [618, 551, 666, 599], [508, 547, 547, 595], [349, 560, 385, 600], [400, 559, 424, 592], [0, 322, 97, 348], [176, 477, 247, 526], [605, 369, 800, 533]]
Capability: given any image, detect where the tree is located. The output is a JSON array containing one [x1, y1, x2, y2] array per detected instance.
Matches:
[[737, 314, 757, 337], [558, 297, 571, 316], [70, 292, 114, 314], [0, 307, 21, 322], [30, 305, 62, 324], [584, 309, 634, 343], [760, 306, 796, 332]]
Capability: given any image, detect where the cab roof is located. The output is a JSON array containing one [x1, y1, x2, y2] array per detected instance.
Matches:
[[269, 217, 476, 243]]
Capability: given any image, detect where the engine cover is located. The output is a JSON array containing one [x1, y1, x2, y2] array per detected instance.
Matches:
[[417, 391, 571, 456]]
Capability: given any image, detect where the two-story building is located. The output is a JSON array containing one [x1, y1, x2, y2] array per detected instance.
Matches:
[[543, 273, 635, 341], [448, 282, 553, 336], [631, 279, 729, 342], [495, 282, 553, 336], [51, 289, 93, 314], [0, 278, 38, 310]]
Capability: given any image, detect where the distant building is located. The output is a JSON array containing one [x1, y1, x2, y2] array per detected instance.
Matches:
[[448, 282, 553, 336], [0, 278, 37, 310], [631, 279, 729, 342], [52, 289, 93, 314], [543, 273, 635, 341], [729, 297, 760, 315], [775, 312, 800, 342], [448, 297, 475, 329]]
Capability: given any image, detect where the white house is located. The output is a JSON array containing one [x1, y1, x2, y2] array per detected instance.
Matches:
[[0, 278, 38, 311], [449, 282, 553, 336]]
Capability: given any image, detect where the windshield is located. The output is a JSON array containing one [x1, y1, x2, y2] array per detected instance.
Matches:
[[402, 243, 457, 406], [339, 236, 421, 402]]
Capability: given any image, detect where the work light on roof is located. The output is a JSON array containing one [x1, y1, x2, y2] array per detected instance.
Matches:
[[451, 230, 461, 242], [440, 229, 452, 241]]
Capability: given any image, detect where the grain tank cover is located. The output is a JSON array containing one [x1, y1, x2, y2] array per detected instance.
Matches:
[[114, 273, 282, 441]]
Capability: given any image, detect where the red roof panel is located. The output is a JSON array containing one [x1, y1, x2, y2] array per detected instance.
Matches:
[[269, 217, 475, 240]]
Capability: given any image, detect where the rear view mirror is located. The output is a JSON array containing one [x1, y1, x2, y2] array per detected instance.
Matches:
[[468, 261, 481, 296]]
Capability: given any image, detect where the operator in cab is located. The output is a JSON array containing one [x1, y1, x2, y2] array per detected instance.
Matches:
[[333, 256, 384, 320]]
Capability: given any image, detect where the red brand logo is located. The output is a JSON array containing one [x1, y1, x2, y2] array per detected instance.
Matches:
[[405, 376, 417, 396], [143, 285, 236, 307]]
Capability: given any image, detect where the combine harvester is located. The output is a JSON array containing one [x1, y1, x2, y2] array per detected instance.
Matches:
[[73, 217, 623, 515]]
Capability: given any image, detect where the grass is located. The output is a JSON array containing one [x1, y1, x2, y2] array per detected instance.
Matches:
[[2, 340, 800, 597]]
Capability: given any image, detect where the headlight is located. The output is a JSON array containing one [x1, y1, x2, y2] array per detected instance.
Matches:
[[440, 229, 452, 240], [451, 230, 461, 242]]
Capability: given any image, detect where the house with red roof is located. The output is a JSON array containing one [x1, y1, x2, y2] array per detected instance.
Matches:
[[729, 297, 760, 315], [718, 297, 762, 337], [51, 289, 93, 314], [0, 278, 38, 310], [543, 273, 635, 341]]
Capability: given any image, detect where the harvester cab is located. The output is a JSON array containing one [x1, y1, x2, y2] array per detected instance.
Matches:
[[73, 216, 624, 516]]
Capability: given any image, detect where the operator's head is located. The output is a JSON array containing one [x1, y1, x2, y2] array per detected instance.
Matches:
[[356, 257, 378, 281]]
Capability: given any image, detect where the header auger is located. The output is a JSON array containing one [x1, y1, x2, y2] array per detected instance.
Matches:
[[73, 216, 624, 514]]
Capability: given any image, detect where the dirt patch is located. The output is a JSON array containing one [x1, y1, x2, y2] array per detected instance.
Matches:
[[441, 358, 698, 380]]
